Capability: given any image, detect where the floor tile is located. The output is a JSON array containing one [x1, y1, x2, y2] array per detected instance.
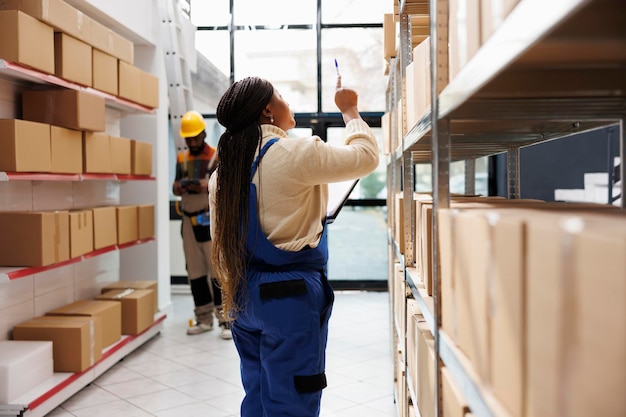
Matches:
[[47, 291, 394, 417]]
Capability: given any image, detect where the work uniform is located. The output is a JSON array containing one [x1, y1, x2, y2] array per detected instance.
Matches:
[[174, 143, 224, 326], [234, 139, 334, 417], [209, 119, 378, 415]]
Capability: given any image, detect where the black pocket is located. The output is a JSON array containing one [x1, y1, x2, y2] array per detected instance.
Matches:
[[294, 373, 327, 393], [191, 224, 211, 242], [259, 279, 307, 300]]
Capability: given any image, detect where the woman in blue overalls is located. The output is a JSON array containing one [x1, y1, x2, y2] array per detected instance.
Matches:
[[209, 76, 379, 417]]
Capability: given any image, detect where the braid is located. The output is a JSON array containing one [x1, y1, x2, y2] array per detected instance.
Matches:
[[212, 77, 274, 317]]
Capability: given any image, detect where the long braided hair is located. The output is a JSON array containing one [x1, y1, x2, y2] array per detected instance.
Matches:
[[212, 77, 274, 317]]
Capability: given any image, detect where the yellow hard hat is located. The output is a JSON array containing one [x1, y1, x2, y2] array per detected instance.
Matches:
[[179, 111, 206, 138]]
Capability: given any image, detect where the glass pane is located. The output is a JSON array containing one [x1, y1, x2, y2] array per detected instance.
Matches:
[[322, 0, 391, 24], [190, 0, 230, 26], [449, 158, 489, 195], [415, 163, 432, 192], [234, 0, 316, 25], [204, 119, 224, 148], [195, 31, 230, 79], [234, 29, 317, 113], [327, 206, 388, 281], [327, 127, 387, 199], [322, 28, 386, 113], [288, 127, 313, 138]]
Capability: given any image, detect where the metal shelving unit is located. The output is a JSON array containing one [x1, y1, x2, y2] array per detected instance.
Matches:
[[388, 0, 626, 416]]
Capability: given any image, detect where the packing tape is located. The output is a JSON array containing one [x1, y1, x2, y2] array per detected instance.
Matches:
[[113, 288, 135, 299], [557, 216, 584, 416], [41, 0, 49, 20], [77, 10, 85, 31], [89, 319, 95, 366], [449, 208, 458, 343], [485, 211, 500, 383]]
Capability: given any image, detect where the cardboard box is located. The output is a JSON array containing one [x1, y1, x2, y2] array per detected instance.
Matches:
[[383, 13, 396, 59], [406, 298, 423, 395], [137, 204, 155, 240], [91, 206, 117, 250], [0, 340, 53, 404], [46, 300, 121, 348], [0, 10, 54, 74], [131, 140, 152, 176], [481, 0, 520, 44], [54, 32, 92, 86], [92, 49, 118, 95], [139, 70, 159, 108], [418, 196, 531, 295], [0, 0, 92, 43], [0, 211, 69, 267], [0, 119, 52, 172], [118, 60, 141, 103], [22, 89, 106, 132], [442, 367, 469, 417], [490, 213, 525, 417], [69, 209, 93, 258], [526, 214, 626, 417], [97, 289, 154, 335], [101, 280, 158, 314], [90, 18, 133, 64], [412, 39, 431, 121], [13, 315, 103, 373], [448, 0, 481, 80], [117, 205, 138, 244], [417, 321, 435, 417], [83, 132, 112, 174], [50, 125, 82, 174], [109, 136, 131, 174], [453, 210, 490, 382]]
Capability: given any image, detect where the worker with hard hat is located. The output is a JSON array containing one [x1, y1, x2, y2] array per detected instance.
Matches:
[[172, 110, 231, 339]]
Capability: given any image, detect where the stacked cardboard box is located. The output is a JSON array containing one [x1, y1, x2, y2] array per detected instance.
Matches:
[[46, 300, 122, 348], [0, 0, 160, 108], [438, 206, 626, 417], [97, 289, 154, 335], [0, 204, 153, 267]]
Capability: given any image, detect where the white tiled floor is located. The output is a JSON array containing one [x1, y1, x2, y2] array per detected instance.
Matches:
[[47, 291, 396, 416]]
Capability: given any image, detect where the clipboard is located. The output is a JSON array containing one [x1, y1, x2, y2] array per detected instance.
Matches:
[[326, 179, 359, 224]]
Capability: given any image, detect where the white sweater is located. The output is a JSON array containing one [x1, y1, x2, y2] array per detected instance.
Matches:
[[209, 118, 379, 252]]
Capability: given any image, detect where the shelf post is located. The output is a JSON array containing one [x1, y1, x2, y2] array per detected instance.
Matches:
[[464, 159, 476, 195], [402, 151, 415, 266], [506, 146, 521, 199], [609, 115, 626, 209]]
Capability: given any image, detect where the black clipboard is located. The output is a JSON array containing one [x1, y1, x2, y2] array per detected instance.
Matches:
[[326, 179, 359, 224]]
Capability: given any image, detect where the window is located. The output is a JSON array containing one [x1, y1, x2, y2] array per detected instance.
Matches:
[[186, 3, 389, 287], [234, 29, 318, 113]]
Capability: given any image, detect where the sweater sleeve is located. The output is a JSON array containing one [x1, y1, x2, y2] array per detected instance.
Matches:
[[292, 118, 379, 185]]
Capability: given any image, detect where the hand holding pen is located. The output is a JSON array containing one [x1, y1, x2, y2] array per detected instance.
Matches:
[[333, 59, 360, 123]]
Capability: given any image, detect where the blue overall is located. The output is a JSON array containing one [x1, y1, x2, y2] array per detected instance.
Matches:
[[232, 139, 335, 417]]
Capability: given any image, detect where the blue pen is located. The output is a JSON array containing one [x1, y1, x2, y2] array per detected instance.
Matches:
[[334, 58, 340, 76]]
